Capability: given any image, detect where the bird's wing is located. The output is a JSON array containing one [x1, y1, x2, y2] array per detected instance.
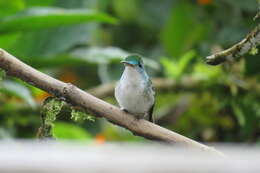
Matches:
[[147, 78, 155, 123], [147, 77, 155, 96], [148, 103, 155, 123]]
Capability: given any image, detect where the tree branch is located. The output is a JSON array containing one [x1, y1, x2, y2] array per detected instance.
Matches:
[[206, 24, 260, 65], [88, 77, 199, 99], [88, 76, 260, 99], [0, 48, 224, 156]]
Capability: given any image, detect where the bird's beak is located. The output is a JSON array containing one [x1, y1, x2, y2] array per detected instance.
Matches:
[[121, 60, 134, 67]]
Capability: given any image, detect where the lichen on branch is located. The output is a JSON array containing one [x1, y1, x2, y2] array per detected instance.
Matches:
[[37, 97, 65, 139]]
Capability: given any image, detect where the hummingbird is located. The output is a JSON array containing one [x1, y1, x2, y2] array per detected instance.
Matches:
[[115, 55, 155, 122]]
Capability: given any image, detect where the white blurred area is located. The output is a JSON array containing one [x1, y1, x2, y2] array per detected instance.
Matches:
[[0, 141, 259, 173]]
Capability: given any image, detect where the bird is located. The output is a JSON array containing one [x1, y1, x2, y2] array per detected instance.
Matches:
[[115, 54, 155, 122]]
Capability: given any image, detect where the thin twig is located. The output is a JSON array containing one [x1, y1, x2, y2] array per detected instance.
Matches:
[[88, 77, 199, 99], [0, 48, 224, 156], [88, 76, 260, 99]]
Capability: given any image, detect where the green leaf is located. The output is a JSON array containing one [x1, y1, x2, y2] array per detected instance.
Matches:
[[11, 23, 97, 58], [71, 109, 95, 122], [0, 7, 117, 34], [161, 57, 178, 77], [53, 122, 92, 140], [11, 46, 160, 69], [176, 50, 196, 76], [249, 46, 258, 55], [160, 2, 209, 58], [41, 97, 65, 125], [21, 54, 91, 68], [0, 80, 36, 108], [161, 50, 196, 79]]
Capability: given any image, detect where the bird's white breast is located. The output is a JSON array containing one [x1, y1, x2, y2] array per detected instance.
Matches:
[[115, 67, 154, 116]]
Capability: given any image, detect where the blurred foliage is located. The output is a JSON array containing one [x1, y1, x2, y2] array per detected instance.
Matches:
[[0, 7, 117, 33], [0, 0, 259, 144], [53, 122, 92, 140], [161, 50, 196, 79]]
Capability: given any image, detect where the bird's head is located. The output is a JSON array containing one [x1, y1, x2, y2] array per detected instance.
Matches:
[[121, 54, 144, 69]]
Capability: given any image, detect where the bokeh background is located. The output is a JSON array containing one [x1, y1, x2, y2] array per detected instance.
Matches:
[[0, 0, 259, 144]]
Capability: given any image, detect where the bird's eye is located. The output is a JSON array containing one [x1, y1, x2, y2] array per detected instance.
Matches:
[[138, 63, 142, 68]]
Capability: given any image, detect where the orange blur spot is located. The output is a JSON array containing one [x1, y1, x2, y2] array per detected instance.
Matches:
[[34, 91, 50, 102], [59, 71, 78, 84], [94, 134, 106, 145], [197, 0, 212, 5]]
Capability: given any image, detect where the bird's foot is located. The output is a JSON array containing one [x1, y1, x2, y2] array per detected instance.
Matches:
[[120, 108, 129, 113]]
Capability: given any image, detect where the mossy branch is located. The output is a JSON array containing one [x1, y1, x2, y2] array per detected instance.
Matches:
[[206, 24, 260, 65]]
